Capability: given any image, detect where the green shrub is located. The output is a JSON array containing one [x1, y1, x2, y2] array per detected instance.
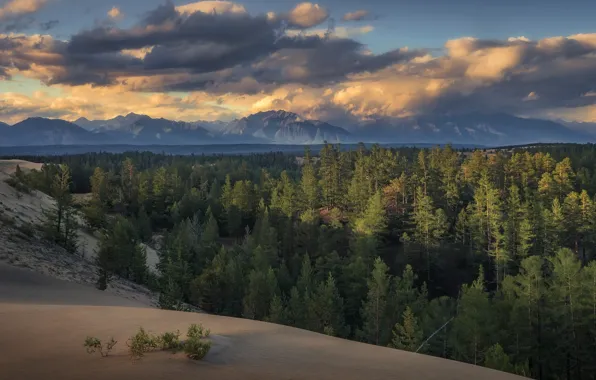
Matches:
[[187, 323, 210, 339], [159, 330, 183, 351], [84, 336, 118, 357], [183, 323, 212, 360], [126, 327, 160, 359], [94, 324, 212, 362], [183, 337, 212, 360]]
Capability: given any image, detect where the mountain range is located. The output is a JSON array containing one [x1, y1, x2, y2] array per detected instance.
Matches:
[[0, 110, 594, 147]]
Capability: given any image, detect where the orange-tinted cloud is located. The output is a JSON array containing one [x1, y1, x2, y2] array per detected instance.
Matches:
[[0, 0, 47, 20], [4, 1, 596, 125]]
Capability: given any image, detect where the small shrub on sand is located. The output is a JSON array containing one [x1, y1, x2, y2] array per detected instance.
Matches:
[[159, 330, 183, 351], [84, 336, 118, 357], [126, 327, 160, 359], [90, 324, 212, 362], [183, 337, 212, 360], [183, 323, 212, 360], [187, 323, 210, 339]]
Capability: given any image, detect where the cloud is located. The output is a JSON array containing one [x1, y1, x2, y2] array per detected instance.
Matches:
[[286, 25, 374, 39], [0, 0, 47, 20], [342, 10, 373, 21], [175, 1, 247, 16], [6, 2, 596, 125], [0, 86, 243, 124], [0, 2, 415, 91], [107, 6, 123, 20], [286, 2, 328, 29]]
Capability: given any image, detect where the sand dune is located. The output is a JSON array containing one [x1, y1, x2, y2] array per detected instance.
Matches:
[[0, 159, 525, 379], [0, 265, 526, 380], [0, 159, 160, 271]]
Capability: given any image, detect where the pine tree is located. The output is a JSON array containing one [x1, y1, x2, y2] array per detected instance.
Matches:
[[505, 255, 545, 378], [201, 207, 219, 246], [267, 294, 287, 324], [243, 267, 278, 320], [287, 286, 306, 328], [450, 266, 494, 365], [411, 186, 448, 280], [390, 306, 423, 352], [553, 158, 574, 200], [42, 164, 78, 253], [360, 257, 390, 345], [484, 343, 514, 373], [309, 273, 346, 337], [299, 148, 320, 211], [471, 171, 506, 289], [347, 155, 372, 215], [353, 190, 387, 237], [548, 248, 583, 377]]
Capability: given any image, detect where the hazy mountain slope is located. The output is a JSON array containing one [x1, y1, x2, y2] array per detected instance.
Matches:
[[0, 118, 112, 146], [109, 116, 214, 145], [74, 114, 215, 145], [351, 113, 592, 145], [74, 113, 144, 131], [5, 111, 593, 146], [221, 110, 351, 144]]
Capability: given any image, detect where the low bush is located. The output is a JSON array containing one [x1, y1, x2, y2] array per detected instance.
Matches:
[[87, 324, 212, 362], [183, 337, 212, 360], [83, 336, 118, 357], [183, 323, 212, 360], [159, 330, 183, 351], [126, 327, 160, 359]]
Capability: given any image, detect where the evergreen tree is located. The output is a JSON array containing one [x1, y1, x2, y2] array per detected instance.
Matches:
[[360, 257, 391, 345], [471, 171, 506, 289], [42, 164, 78, 253], [299, 148, 320, 211], [450, 266, 494, 365], [410, 186, 448, 280], [267, 294, 287, 324], [243, 267, 278, 320], [484, 343, 514, 373], [309, 273, 346, 337], [389, 306, 423, 352]]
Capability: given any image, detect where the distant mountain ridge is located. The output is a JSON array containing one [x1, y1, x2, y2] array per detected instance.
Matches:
[[350, 113, 594, 145], [0, 111, 594, 146], [0, 118, 109, 146], [222, 110, 351, 144]]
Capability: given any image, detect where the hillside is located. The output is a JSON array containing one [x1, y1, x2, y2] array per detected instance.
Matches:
[[0, 118, 110, 146], [350, 113, 593, 145], [221, 110, 352, 144], [2, 111, 593, 146], [0, 159, 160, 272], [0, 158, 525, 380], [0, 273, 524, 379]]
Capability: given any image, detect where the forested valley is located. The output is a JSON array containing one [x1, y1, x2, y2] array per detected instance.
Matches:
[[10, 143, 596, 379]]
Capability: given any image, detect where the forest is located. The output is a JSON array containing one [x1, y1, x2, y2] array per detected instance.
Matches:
[[9, 142, 596, 379]]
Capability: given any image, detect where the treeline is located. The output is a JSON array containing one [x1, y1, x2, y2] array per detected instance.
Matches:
[[16, 143, 596, 379]]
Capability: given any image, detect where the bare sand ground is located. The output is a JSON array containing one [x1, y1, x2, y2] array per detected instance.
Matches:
[[0, 159, 159, 271], [0, 266, 526, 380]]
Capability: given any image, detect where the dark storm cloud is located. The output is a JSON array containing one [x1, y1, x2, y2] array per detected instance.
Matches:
[[409, 36, 596, 116], [68, 3, 278, 55], [12, 2, 417, 90]]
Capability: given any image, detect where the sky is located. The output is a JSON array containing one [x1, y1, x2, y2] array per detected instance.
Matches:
[[2, 0, 596, 126]]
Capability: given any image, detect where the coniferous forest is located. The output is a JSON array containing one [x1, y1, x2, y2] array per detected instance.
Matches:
[[12, 143, 596, 379]]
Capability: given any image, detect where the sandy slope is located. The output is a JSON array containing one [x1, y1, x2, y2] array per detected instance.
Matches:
[[0, 266, 526, 380], [0, 159, 159, 271], [0, 159, 526, 379]]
